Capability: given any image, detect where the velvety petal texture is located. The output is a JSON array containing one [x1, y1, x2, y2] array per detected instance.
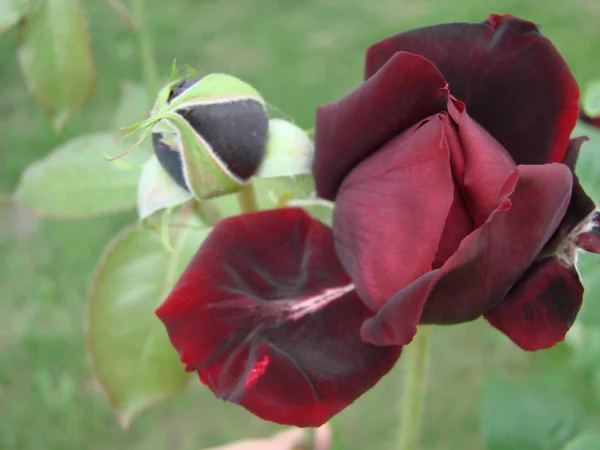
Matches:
[[333, 116, 456, 310], [313, 52, 448, 200], [485, 256, 583, 351], [156, 208, 401, 427], [361, 164, 573, 346], [445, 98, 516, 226], [365, 14, 579, 166]]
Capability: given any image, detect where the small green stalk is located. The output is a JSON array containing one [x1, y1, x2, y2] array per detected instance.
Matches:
[[131, 0, 159, 98], [398, 326, 432, 450], [237, 184, 259, 213]]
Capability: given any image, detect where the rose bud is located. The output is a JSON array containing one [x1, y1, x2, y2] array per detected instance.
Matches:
[[148, 74, 269, 200]]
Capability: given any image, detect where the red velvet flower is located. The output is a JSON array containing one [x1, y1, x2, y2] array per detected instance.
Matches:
[[157, 14, 600, 427]]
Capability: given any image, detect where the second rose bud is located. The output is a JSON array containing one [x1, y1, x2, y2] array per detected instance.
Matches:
[[142, 73, 313, 208]]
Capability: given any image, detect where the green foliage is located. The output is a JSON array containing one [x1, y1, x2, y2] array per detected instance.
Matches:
[[17, 0, 95, 130], [13, 132, 148, 218], [563, 432, 600, 450], [0, 0, 31, 33], [86, 218, 210, 428], [114, 83, 151, 130], [481, 377, 590, 450]]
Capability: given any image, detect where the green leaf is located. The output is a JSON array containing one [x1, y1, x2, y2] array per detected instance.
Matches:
[[576, 252, 600, 326], [137, 155, 193, 221], [257, 119, 314, 178], [17, 0, 95, 130], [13, 132, 149, 218], [563, 432, 600, 450], [482, 377, 589, 450], [114, 83, 150, 130], [86, 219, 210, 428], [0, 0, 31, 33], [583, 80, 600, 117]]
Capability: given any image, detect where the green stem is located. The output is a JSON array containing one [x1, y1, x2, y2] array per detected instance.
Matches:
[[131, 0, 159, 97], [299, 428, 318, 450], [237, 185, 259, 213], [398, 326, 432, 450]]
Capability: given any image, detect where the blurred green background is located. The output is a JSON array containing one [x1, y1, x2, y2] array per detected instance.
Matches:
[[1, 1, 600, 449]]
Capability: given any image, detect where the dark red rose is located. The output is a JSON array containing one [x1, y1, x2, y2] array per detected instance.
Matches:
[[156, 14, 600, 427]]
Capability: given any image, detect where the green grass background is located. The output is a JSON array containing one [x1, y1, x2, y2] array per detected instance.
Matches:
[[1, 0, 599, 449]]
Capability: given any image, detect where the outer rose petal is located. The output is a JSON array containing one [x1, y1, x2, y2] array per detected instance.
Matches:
[[485, 256, 583, 351], [365, 14, 579, 165], [156, 208, 401, 427], [362, 164, 573, 346], [333, 116, 460, 310], [561, 136, 589, 171], [313, 51, 448, 200]]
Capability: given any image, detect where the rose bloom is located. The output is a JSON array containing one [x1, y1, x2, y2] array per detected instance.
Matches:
[[156, 14, 600, 427]]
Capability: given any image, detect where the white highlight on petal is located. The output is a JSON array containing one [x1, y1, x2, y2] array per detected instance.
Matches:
[[281, 283, 355, 321]]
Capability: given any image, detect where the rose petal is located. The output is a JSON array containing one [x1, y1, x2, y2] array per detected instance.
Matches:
[[433, 181, 472, 268], [313, 52, 448, 200], [365, 14, 579, 165], [561, 136, 589, 171], [156, 208, 401, 427], [445, 98, 516, 226], [333, 116, 459, 310], [485, 256, 583, 351], [573, 211, 600, 253], [361, 164, 573, 346]]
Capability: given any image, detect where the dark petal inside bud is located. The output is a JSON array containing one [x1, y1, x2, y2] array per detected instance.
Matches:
[[180, 99, 268, 180], [168, 78, 201, 103], [152, 132, 190, 192]]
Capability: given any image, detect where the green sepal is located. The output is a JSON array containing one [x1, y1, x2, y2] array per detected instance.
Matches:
[[137, 155, 193, 221], [256, 119, 314, 178], [150, 79, 178, 116], [162, 112, 248, 199], [167, 73, 265, 111]]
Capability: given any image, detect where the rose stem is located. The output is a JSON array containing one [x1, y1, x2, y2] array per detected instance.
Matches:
[[131, 0, 159, 98], [237, 185, 260, 213], [398, 325, 432, 450]]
